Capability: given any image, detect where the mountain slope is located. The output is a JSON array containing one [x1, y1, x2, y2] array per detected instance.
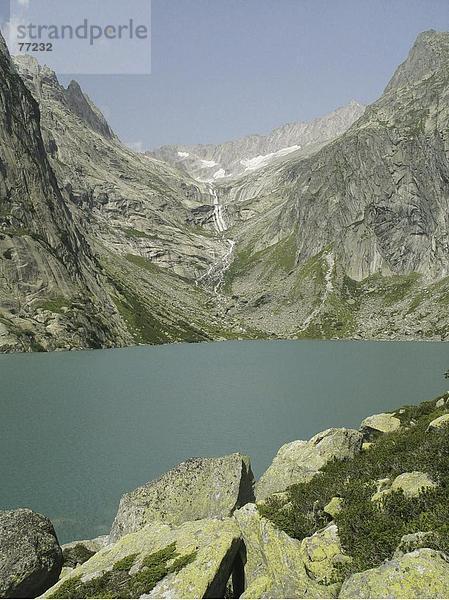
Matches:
[[216, 30, 449, 340], [0, 36, 134, 351]]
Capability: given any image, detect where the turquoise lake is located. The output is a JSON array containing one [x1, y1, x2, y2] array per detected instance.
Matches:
[[1, 340, 448, 543]]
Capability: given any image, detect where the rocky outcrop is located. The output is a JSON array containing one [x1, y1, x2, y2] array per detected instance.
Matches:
[[234, 504, 338, 599], [44, 518, 242, 600], [255, 428, 363, 501], [0, 508, 62, 598], [339, 549, 449, 599], [360, 413, 401, 436], [110, 454, 254, 542]]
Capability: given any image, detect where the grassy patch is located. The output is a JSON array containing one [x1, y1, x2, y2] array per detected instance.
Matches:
[[260, 393, 449, 578], [124, 253, 160, 274], [122, 227, 154, 240], [38, 297, 70, 314], [49, 543, 196, 599]]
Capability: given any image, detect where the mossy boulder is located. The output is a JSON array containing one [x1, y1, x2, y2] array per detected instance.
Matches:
[[0, 508, 62, 598], [339, 548, 449, 598], [44, 518, 242, 599], [234, 503, 339, 598], [255, 428, 363, 502], [110, 453, 254, 542], [360, 412, 401, 436]]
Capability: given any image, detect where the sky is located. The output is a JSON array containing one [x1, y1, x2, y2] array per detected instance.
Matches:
[[1, 0, 449, 149]]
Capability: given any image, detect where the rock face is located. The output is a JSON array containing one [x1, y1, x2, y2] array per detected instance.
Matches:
[[0, 508, 62, 598], [109, 454, 254, 542], [234, 503, 338, 599], [44, 518, 243, 600], [149, 101, 365, 180], [360, 413, 401, 436], [255, 428, 363, 501], [339, 548, 449, 599]]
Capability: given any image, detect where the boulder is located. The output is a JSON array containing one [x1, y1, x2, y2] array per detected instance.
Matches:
[[300, 524, 351, 584], [360, 412, 401, 436], [255, 428, 363, 502], [339, 548, 449, 598], [44, 518, 243, 599], [324, 497, 344, 519], [427, 413, 449, 431], [0, 508, 62, 599], [371, 472, 436, 503], [234, 503, 339, 599], [109, 453, 254, 542]]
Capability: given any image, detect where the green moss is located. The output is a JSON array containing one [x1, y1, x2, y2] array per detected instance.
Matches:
[[49, 543, 196, 599], [260, 394, 449, 577]]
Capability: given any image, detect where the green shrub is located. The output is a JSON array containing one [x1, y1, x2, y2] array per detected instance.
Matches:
[[260, 395, 449, 576]]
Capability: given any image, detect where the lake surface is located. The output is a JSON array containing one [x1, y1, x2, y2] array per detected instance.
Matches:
[[1, 340, 448, 543]]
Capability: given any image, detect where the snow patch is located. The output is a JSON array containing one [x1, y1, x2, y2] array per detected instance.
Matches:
[[200, 159, 218, 167], [177, 151, 190, 158], [241, 145, 301, 172]]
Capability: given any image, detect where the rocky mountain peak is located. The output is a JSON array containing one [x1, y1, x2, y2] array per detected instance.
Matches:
[[384, 29, 449, 94], [64, 79, 115, 140], [13, 55, 115, 140]]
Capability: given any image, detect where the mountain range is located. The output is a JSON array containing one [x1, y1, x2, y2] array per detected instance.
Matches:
[[1, 29, 449, 352]]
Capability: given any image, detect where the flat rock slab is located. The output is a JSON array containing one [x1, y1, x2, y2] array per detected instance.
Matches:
[[110, 453, 254, 542], [0, 508, 62, 599], [360, 412, 401, 435]]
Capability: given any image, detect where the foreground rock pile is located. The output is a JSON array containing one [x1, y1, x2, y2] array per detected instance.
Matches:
[[2, 397, 449, 599]]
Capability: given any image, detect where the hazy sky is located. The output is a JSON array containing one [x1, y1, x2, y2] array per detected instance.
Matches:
[[3, 0, 449, 149]]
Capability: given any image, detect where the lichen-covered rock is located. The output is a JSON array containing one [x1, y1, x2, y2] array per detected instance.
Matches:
[[324, 497, 344, 519], [234, 504, 339, 599], [339, 549, 449, 598], [110, 454, 254, 542], [44, 518, 242, 599], [0, 508, 62, 598], [300, 524, 351, 584], [427, 414, 449, 431], [360, 413, 401, 436], [255, 428, 363, 501], [371, 471, 436, 503]]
